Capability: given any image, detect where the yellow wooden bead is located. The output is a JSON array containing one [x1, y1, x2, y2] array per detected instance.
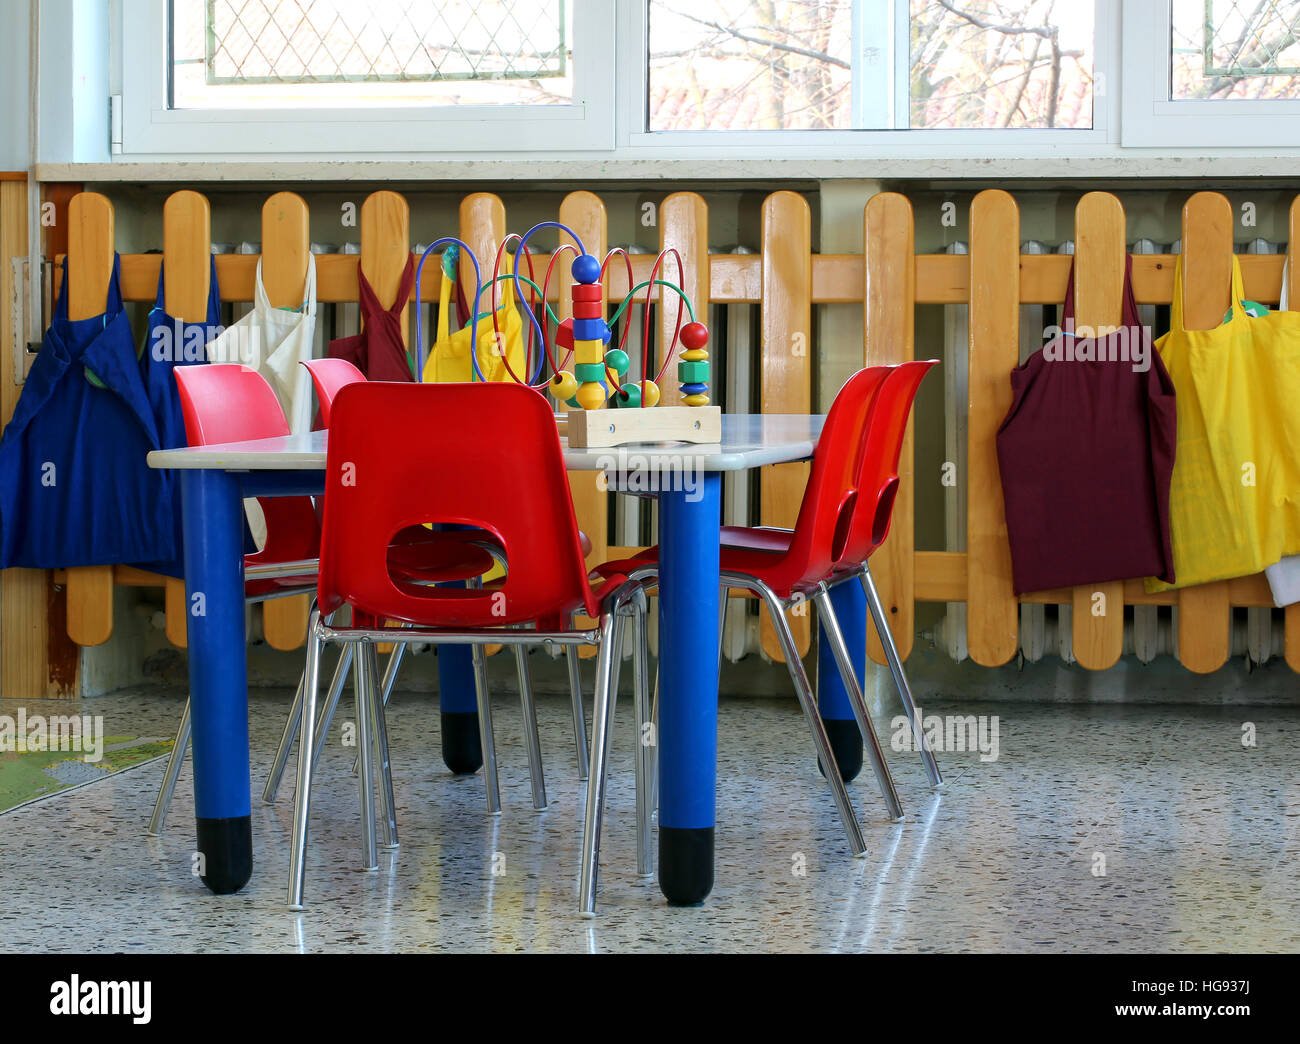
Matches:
[[573, 338, 605, 365], [575, 381, 607, 410], [550, 370, 578, 400], [683, 392, 710, 407], [681, 349, 708, 361], [642, 379, 661, 407]]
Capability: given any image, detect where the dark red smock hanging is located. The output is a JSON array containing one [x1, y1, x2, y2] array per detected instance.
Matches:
[[996, 256, 1177, 595], [327, 256, 416, 382]]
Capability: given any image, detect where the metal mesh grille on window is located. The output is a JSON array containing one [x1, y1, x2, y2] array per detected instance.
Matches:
[[203, 0, 566, 85], [1178, 0, 1300, 80]]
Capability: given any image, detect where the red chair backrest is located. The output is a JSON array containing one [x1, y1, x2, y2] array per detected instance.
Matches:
[[302, 358, 366, 428], [766, 366, 891, 594], [173, 364, 320, 563], [318, 381, 597, 627], [836, 359, 938, 569]]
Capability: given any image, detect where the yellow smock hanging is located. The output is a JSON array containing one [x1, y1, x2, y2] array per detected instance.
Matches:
[[423, 253, 529, 385], [1147, 255, 1300, 592]]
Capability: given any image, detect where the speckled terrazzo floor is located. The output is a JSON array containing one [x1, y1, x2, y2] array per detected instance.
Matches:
[[1, 678, 1298, 953]]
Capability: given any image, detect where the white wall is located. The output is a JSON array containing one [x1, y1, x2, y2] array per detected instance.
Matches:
[[0, 0, 31, 171]]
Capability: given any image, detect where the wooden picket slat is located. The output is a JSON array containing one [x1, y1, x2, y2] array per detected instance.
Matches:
[[1070, 192, 1126, 670], [260, 192, 311, 652], [759, 191, 812, 661], [659, 193, 710, 405], [458, 193, 508, 657], [1175, 193, 1233, 674], [361, 191, 411, 354], [64, 193, 117, 649], [1287, 198, 1300, 673], [559, 191, 609, 658], [966, 190, 1019, 667], [862, 192, 917, 664], [158, 191, 213, 650]]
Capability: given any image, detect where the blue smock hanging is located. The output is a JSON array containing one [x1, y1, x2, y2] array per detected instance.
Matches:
[[134, 258, 223, 577], [0, 256, 174, 569]]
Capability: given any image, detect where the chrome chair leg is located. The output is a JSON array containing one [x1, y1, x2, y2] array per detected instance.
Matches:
[[814, 583, 904, 821], [352, 633, 409, 776], [365, 639, 399, 849], [744, 575, 867, 857], [566, 639, 589, 781], [631, 590, 654, 877], [514, 645, 548, 811], [579, 610, 621, 917], [265, 643, 352, 805], [288, 606, 324, 910], [309, 644, 352, 778], [473, 643, 502, 814], [860, 564, 943, 789], [147, 699, 190, 835], [354, 637, 379, 872]]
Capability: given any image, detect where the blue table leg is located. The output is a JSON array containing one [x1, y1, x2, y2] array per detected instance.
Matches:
[[181, 469, 253, 895], [816, 579, 866, 781], [438, 644, 481, 775], [657, 473, 721, 906]]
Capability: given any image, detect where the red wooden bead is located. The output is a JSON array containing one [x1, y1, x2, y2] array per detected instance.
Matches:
[[680, 322, 709, 350], [572, 299, 604, 319], [571, 284, 603, 302]]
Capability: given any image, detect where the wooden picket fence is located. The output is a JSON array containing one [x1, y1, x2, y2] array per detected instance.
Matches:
[[5, 183, 1299, 698]]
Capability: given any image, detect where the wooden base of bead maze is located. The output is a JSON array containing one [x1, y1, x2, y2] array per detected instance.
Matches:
[[564, 405, 722, 449]]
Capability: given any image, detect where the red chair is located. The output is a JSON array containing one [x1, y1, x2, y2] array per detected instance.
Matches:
[[712, 361, 942, 790], [823, 360, 942, 789], [299, 357, 594, 796], [149, 365, 495, 847], [585, 366, 903, 909], [287, 381, 641, 910]]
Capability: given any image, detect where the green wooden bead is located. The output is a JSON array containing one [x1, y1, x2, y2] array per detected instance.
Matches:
[[575, 362, 607, 382], [677, 359, 710, 385], [616, 382, 641, 408], [604, 348, 630, 375]]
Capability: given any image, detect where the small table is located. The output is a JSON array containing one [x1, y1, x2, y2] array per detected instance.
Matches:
[[149, 413, 843, 906]]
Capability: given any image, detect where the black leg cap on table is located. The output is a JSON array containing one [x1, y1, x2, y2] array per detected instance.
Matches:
[[196, 815, 252, 895], [819, 718, 863, 782], [441, 711, 484, 775], [659, 826, 714, 906]]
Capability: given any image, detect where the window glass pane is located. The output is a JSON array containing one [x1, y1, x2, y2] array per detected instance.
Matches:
[[1171, 0, 1300, 100], [911, 0, 1092, 128], [171, 0, 573, 110], [647, 0, 1093, 131], [648, 0, 853, 129]]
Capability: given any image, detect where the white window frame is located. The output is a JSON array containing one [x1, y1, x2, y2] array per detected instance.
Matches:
[[1122, 0, 1300, 147], [625, 0, 1113, 158], [117, 0, 616, 155]]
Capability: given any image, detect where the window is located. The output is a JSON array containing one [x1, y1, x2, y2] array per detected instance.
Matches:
[[646, 0, 1095, 132], [1123, 0, 1300, 146], [119, 0, 614, 154]]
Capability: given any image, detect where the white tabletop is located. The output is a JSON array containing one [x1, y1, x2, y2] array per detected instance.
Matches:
[[147, 414, 825, 474]]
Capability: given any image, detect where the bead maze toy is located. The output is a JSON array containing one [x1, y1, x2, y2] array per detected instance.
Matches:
[[414, 221, 722, 449]]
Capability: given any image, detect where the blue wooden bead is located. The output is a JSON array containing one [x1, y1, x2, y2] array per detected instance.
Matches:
[[679, 382, 708, 396], [572, 317, 610, 342], [571, 253, 602, 285]]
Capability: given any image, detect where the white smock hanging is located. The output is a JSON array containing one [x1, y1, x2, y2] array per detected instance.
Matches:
[[204, 254, 317, 548], [1265, 257, 1300, 607], [205, 254, 317, 433]]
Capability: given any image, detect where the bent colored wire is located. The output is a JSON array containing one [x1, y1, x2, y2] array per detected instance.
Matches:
[[414, 236, 484, 382]]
